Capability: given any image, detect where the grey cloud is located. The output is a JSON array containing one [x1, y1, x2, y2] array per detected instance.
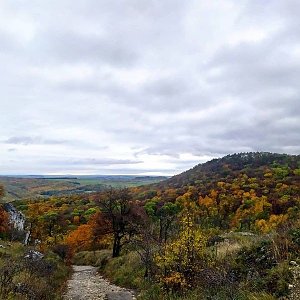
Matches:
[[0, 0, 299, 175], [37, 30, 138, 66], [144, 77, 190, 97], [65, 158, 143, 165], [0, 31, 18, 52], [4, 136, 66, 145]]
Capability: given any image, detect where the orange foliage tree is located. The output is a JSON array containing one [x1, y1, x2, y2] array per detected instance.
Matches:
[[0, 207, 9, 237], [65, 212, 112, 253], [0, 185, 9, 237], [65, 224, 93, 252]]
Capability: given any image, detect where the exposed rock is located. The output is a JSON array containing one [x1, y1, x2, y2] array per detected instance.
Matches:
[[3, 203, 25, 231], [24, 250, 44, 260], [3, 203, 31, 245]]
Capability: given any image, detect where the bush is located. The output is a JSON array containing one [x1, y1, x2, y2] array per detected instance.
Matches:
[[264, 263, 293, 297], [52, 243, 73, 263], [73, 250, 111, 267], [234, 240, 276, 279], [290, 228, 300, 248], [102, 251, 144, 289], [0, 244, 70, 300]]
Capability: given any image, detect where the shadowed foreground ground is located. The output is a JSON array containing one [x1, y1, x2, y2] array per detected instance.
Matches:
[[64, 265, 135, 300]]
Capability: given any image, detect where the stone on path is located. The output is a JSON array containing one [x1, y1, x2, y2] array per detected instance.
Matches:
[[106, 291, 135, 300]]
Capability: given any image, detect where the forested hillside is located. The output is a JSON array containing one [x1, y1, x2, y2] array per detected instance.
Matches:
[[0, 152, 299, 299], [160, 152, 299, 188], [150, 152, 300, 232]]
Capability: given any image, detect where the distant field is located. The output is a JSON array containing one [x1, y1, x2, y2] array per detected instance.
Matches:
[[0, 175, 168, 202]]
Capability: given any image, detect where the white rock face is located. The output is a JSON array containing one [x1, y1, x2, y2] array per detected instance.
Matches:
[[3, 203, 26, 231]]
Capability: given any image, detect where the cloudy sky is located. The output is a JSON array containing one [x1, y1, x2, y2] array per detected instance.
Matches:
[[0, 0, 299, 175]]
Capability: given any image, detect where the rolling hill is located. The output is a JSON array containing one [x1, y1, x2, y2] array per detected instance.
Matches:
[[158, 152, 300, 189]]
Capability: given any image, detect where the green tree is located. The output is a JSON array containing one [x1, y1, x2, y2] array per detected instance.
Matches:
[[145, 197, 180, 243]]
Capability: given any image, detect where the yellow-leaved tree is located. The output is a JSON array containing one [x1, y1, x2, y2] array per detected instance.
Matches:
[[155, 200, 207, 291]]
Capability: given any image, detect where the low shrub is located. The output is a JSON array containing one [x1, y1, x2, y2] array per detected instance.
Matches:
[[0, 243, 70, 299], [264, 263, 293, 297], [73, 249, 111, 267], [101, 251, 144, 289]]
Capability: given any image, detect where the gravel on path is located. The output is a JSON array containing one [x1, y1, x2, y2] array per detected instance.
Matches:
[[64, 265, 136, 300]]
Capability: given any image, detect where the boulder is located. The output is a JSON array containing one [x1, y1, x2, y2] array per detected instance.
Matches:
[[24, 250, 44, 260]]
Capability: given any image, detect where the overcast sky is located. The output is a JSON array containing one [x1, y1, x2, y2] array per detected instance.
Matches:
[[0, 0, 299, 175]]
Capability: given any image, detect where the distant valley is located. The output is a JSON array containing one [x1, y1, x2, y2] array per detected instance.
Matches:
[[0, 175, 167, 202]]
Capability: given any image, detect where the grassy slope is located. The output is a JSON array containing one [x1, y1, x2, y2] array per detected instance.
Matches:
[[0, 240, 71, 299]]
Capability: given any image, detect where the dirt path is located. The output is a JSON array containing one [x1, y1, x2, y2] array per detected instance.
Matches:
[[64, 265, 136, 300]]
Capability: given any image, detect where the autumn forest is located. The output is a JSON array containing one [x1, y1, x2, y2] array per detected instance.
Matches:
[[0, 152, 299, 299]]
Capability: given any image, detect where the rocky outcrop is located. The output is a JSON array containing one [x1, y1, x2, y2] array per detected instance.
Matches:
[[3, 203, 30, 244], [3, 203, 25, 231]]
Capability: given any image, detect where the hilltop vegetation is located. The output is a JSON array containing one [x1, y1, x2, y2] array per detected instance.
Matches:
[[0, 152, 299, 299], [160, 152, 299, 188], [151, 152, 300, 232]]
